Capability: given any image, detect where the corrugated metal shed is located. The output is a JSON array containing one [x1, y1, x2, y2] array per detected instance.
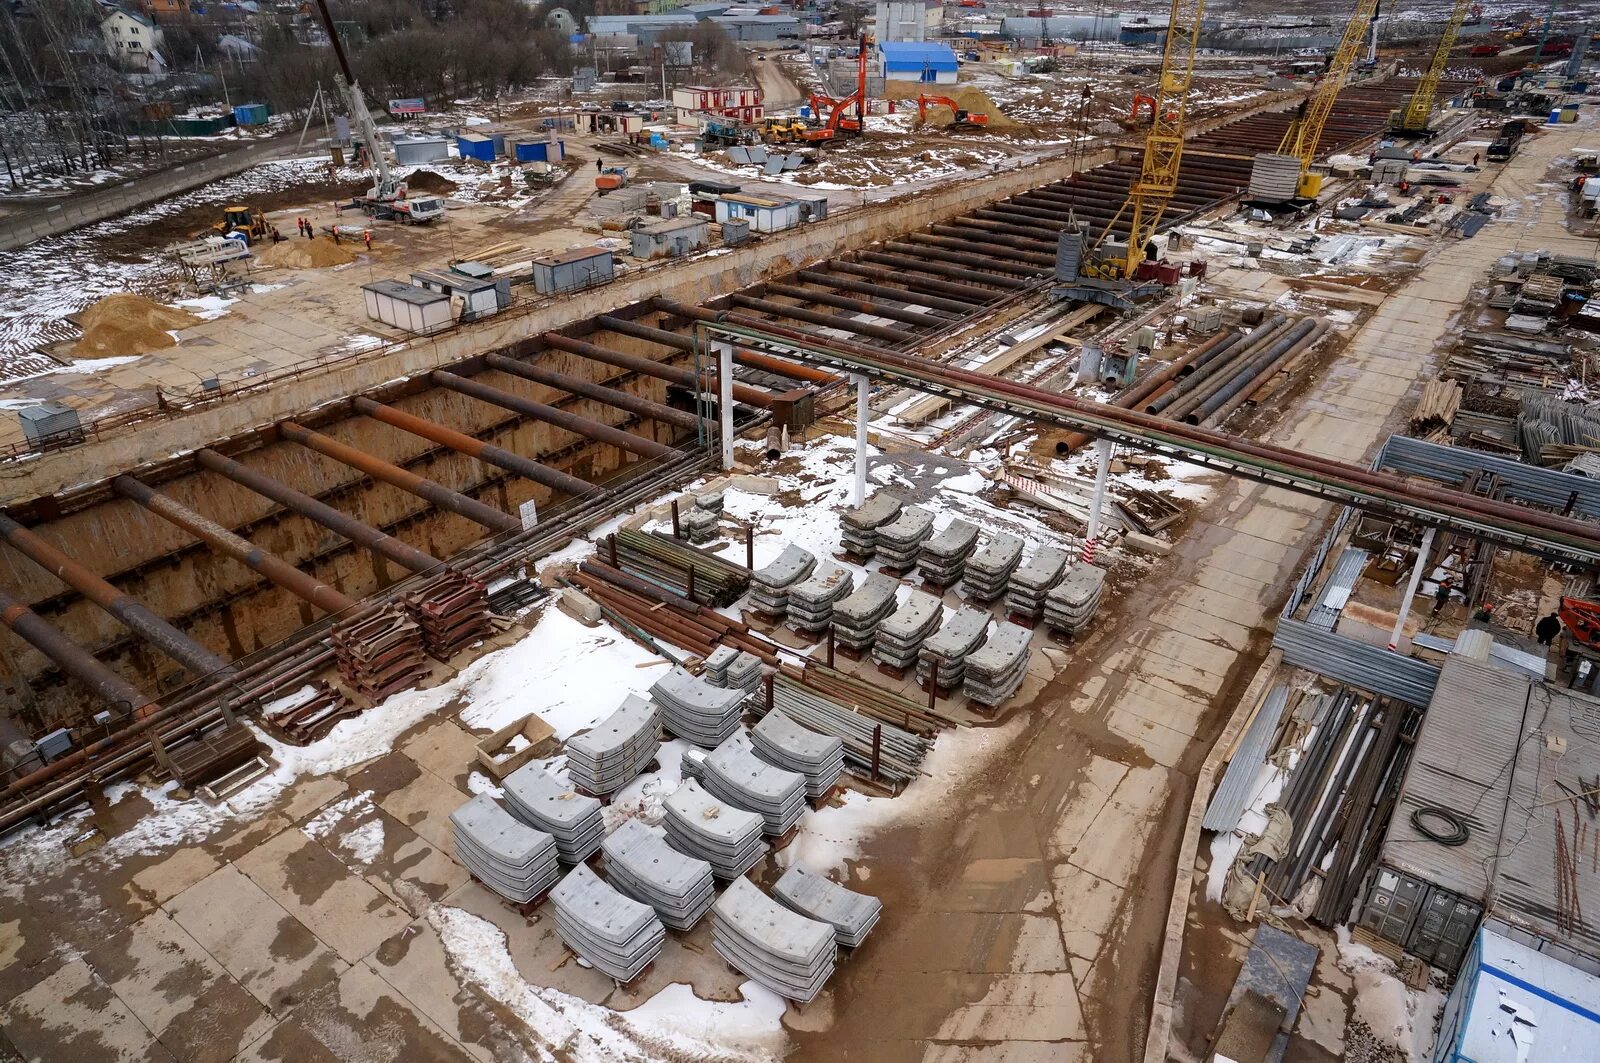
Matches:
[[1202, 685, 1290, 833], [1377, 434, 1600, 519], [1273, 619, 1440, 706], [1382, 653, 1600, 962]]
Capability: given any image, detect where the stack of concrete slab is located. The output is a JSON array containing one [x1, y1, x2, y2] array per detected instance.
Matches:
[[712, 877, 837, 1003], [683, 506, 718, 545], [651, 666, 746, 747], [450, 795, 562, 904], [919, 519, 980, 588], [549, 862, 665, 983], [1044, 562, 1107, 637], [701, 731, 807, 837], [702, 645, 739, 687], [962, 622, 1033, 708], [695, 487, 724, 515], [601, 819, 716, 931], [502, 764, 606, 864], [565, 695, 660, 797], [840, 494, 902, 558], [916, 606, 990, 689], [772, 866, 882, 948], [680, 747, 707, 782], [874, 506, 934, 571], [750, 711, 845, 801], [663, 778, 769, 879], [962, 532, 1023, 603], [832, 572, 900, 651], [748, 545, 816, 617], [787, 565, 854, 634], [1006, 546, 1070, 621], [726, 651, 764, 695], [871, 589, 942, 672]]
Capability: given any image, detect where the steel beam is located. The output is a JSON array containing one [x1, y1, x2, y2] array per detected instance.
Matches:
[[0, 587, 156, 717], [483, 353, 702, 430], [794, 268, 974, 316], [280, 421, 521, 533], [113, 476, 357, 614], [431, 372, 674, 460]]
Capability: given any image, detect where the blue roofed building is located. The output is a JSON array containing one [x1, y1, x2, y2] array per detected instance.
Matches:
[[877, 40, 958, 84]]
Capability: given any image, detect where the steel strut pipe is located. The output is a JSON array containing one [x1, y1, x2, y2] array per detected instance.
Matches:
[[858, 251, 1026, 290], [882, 241, 1044, 278], [1202, 322, 1330, 428], [762, 282, 949, 328], [826, 260, 997, 304], [195, 448, 442, 575], [482, 353, 702, 431], [635, 302, 843, 384], [942, 216, 1066, 244], [351, 399, 601, 499], [899, 233, 1056, 270], [0, 587, 156, 718], [700, 312, 1600, 560], [1151, 316, 1291, 417], [539, 332, 775, 408], [0, 514, 230, 679], [594, 312, 837, 384], [432, 372, 673, 462], [279, 420, 520, 533], [926, 224, 1059, 255], [1185, 320, 1320, 424], [794, 268, 975, 316], [729, 295, 910, 344], [112, 475, 357, 614], [1164, 318, 1297, 421]]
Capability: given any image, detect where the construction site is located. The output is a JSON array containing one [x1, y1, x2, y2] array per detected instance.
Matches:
[[4, 0, 1600, 1060]]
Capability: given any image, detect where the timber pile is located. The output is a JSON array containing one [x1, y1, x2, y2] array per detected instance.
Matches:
[[405, 570, 493, 661], [1409, 380, 1462, 435], [332, 605, 428, 701]]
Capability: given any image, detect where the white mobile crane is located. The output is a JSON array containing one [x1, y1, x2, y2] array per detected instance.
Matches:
[[312, 0, 445, 224]]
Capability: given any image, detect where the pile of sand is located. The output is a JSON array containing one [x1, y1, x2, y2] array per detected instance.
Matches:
[[254, 237, 359, 269], [885, 80, 1020, 129], [73, 293, 203, 358], [406, 169, 458, 194]]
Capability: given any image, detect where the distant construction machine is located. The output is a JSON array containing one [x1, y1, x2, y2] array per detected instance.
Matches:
[[804, 35, 873, 143], [1391, 0, 1476, 135], [914, 94, 990, 129]]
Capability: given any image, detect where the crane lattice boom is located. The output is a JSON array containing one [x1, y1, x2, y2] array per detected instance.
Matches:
[[1279, 0, 1382, 174], [1398, 0, 1475, 132]]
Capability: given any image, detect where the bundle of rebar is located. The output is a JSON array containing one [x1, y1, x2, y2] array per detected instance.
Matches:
[[606, 528, 751, 606], [756, 675, 931, 789], [331, 605, 429, 702], [405, 570, 493, 662]]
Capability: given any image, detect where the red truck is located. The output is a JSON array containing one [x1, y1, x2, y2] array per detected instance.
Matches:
[[1469, 43, 1502, 57]]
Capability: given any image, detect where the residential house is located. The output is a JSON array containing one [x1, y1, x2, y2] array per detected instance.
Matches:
[[101, 8, 166, 72], [140, 0, 189, 20], [670, 85, 763, 126]]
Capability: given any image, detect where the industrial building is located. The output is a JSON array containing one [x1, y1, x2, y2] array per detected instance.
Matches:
[[878, 41, 959, 84]]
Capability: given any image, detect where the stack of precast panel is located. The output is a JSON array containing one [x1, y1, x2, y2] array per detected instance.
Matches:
[[916, 606, 990, 689], [962, 622, 1033, 708], [712, 877, 837, 1003], [602, 819, 716, 931], [651, 666, 746, 748], [874, 506, 934, 571], [1043, 562, 1107, 638], [550, 862, 665, 983], [840, 494, 902, 558], [787, 565, 855, 634], [871, 589, 943, 672], [832, 572, 900, 651], [1006, 546, 1070, 622], [918, 519, 979, 588], [502, 764, 606, 864], [701, 731, 807, 837], [750, 711, 845, 801], [663, 778, 769, 879], [566, 695, 660, 797], [772, 866, 882, 948], [748, 545, 816, 617], [450, 794, 562, 904], [961, 532, 1023, 603]]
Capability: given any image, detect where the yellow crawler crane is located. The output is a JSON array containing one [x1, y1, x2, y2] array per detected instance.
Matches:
[[1394, 0, 1476, 134], [1277, 0, 1382, 198]]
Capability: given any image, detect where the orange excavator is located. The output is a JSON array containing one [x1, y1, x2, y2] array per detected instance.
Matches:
[[915, 93, 990, 129], [804, 34, 872, 143], [1560, 598, 1600, 647]]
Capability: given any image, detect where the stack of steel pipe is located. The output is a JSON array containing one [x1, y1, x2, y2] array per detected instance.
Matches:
[[611, 528, 751, 607], [571, 562, 778, 665], [1200, 320, 1330, 428], [794, 666, 956, 735]]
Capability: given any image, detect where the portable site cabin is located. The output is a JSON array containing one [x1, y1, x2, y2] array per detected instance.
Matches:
[[630, 217, 710, 260], [457, 133, 496, 161], [1431, 926, 1600, 1062], [530, 247, 615, 295], [712, 193, 802, 233], [362, 280, 452, 335], [394, 136, 451, 165], [409, 268, 510, 322], [513, 139, 567, 163]]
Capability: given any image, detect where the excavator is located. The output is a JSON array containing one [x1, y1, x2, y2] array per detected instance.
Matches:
[[804, 34, 872, 143], [1560, 598, 1600, 648], [914, 94, 990, 129]]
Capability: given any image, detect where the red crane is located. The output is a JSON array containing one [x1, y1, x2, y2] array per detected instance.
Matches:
[[805, 34, 872, 142]]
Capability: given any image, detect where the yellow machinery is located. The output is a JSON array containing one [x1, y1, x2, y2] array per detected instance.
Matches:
[[1277, 0, 1381, 198], [200, 205, 268, 242], [1080, 0, 1204, 282], [759, 116, 805, 144], [1393, 0, 1475, 134]]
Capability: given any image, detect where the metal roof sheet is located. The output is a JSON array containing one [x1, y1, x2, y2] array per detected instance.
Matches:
[[1202, 685, 1290, 833]]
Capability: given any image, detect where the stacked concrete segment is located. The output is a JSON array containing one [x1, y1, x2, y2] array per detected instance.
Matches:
[[566, 694, 660, 796], [840, 494, 902, 558], [683, 506, 718, 544], [962, 532, 1023, 603], [871, 589, 943, 671], [748, 544, 817, 617], [750, 710, 845, 801], [916, 606, 991, 689], [502, 763, 606, 864], [703, 645, 739, 686], [450, 794, 562, 904], [1044, 562, 1107, 637], [602, 819, 716, 931], [663, 779, 769, 880], [726, 651, 764, 694], [787, 565, 855, 634], [712, 877, 837, 1003], [832, 572, 900, 651], [701, 731, 808, 837], [874, 506, 934, 570], [549, 862, 666, 983], [1006, 546, 1070, 621], [772, 866, 883, 948], [919, 518, 980, 588], [651, 666, 746, 748], [962, 622, 1033, 708]]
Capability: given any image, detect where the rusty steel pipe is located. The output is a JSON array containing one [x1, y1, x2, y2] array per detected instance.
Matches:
[[484, 354, 701, 431], [797, 267, 978, 314], [826, 260, 998, 304], [761, 283, 948, 328], [900, 233, 1056, 270], [638, 302, 842, 384], [730, 295, 910, 344], [113, 475, 357, 614], [279, 420, 520, 534], [927, 223, 1059, 254], [1149, 317, 1288, 416], [857, 252, 1026, 290], [351, 399, 601, 499], [0, 514, 230, 679], [196, 449, 442, 575], [883, 241, 1044, 278], [1202, 322, 1329, 428], [1162, 318, 1297, 421], [540, 332, 774, 409], [432, 371, 674, 460], [592, 313, 695, 352], [940, 216, 1064, 245], [0, 587, 156, 718]]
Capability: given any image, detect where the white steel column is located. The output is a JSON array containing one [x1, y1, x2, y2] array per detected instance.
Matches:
[[853, 373, 870, 507], [1083, 437, 1114, 562], [715, 340, 734, 470], [1389, 526, 1436, 651]]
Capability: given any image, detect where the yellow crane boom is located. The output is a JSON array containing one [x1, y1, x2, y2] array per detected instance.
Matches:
[[1278, 0, 1382, 197], [1397, 0, 1475, 133]]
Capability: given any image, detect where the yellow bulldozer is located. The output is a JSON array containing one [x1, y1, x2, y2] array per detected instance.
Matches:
[[200, 205, 269, 243], [759, 116, 807, 145]]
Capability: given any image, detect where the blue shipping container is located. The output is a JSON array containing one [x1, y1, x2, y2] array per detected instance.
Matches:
[[457, 134, 496, 161], [233, 103, 269, 126], [513, 140, 567, 163]]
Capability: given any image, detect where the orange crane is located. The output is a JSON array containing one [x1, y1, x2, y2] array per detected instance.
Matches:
[[805, 34, 871, 142], [915, 94, 990, 128]]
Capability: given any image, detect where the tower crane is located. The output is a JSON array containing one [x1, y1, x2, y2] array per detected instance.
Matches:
[[1276, 0, 1381, 199], [1071, 0, 1205, 292], [1392, 0, 1475, 135]]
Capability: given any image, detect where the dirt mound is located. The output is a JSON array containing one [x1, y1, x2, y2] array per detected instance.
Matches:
[[406, 169, 458, 194], [73, 294, 202, 358], [885, 80, 1020, 129], [254, 237, 359, 269]]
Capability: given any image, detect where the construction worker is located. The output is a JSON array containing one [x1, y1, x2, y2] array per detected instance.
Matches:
[[363, 230, 372, 251], [1472, 151, 1481, 167], [1431, 578, 1453, 617], [1537, 611, 1563, 646], [596, 158, 603, 173], [1473, 601, 1494, 623]]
